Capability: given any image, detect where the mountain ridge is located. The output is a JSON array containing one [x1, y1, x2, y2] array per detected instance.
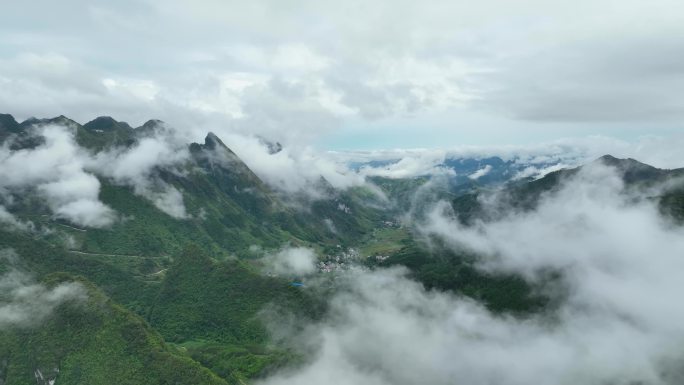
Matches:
[[3, 113, 684, 384]]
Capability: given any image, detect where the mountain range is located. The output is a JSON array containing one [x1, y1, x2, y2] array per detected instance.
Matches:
[[1, 114, 683, 385]]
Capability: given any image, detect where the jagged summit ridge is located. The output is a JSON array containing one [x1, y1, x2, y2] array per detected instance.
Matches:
[[204, 132, 228, 151], [0, 113, 160, 133], [83, 116, 133, 132]]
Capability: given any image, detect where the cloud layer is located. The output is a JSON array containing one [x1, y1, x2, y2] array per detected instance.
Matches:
[[260, 163, 684, 385], [1, 1, 683, 148], [0, 250, 87, 328], [217, 132, 365, 198], [263, 246, 317, 276], [336, 134, 684, 180], [91, 133, 191, 218], [0, 124, 116, 227], [0, 122, 194, 226]]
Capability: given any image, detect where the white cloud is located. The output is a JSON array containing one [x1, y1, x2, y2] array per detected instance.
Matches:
[[356, 149, 451, 179], [260, 162, 684, 385], [91, 133, 191, 218], [231, 43, 331, 73], [149, 187, 188, 219], [0, 205, 33, 231], [219, 132, 364, 197], [0, 250, 87, 328], [512, 163, 569, 181], [333, 134, 684, 180], [3, 1, 684, 149], [101, 77, 159, 102], [263, 246, 317, 276], [468, 164, 492, 180], [0, 121, 197, 224], [52, 199, 115, 228], [0, 124, 116, 227]]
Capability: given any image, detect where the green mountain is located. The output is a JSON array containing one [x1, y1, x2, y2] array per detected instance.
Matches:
[[366, 154, 684, 317], [1, 115, 383, 258], [0, 114, 21, 142], [451, 155, 684, 225], [0, 273, 228, 385], [0, 114, 385, 383]]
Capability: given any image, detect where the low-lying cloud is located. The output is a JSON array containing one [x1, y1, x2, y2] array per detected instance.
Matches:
[[0, 124, 116, 227], [0, 122, 194, 226], [91, 133, 191, 218], [260, 163, 684, 385], [220, 133, 365, 198], [0, 250, 87, 328], [0, 205, 33, 232], [263, 246, 317, 276], [467, 164, 492, 180], [335, 134, 684, 180]]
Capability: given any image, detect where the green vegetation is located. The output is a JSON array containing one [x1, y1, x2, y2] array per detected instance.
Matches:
[[148, 245, 323, 343], [660, 188, 684, 222], [369, 241, 550, 314], [0, 115, 387, 384], [144, 245, 323, 382], [0, 274, 227, 385], [359, 226, 411, 257], [175, 340, 294, 384], [0, 230, 319, 383]]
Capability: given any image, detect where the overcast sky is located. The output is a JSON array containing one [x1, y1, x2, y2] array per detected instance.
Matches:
[[1, 0, 683, 149]]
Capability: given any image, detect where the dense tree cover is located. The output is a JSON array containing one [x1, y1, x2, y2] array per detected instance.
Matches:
[[0, 274, 228, 385], [0, 115, 386, 384], [369, 241, 551, 314]]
